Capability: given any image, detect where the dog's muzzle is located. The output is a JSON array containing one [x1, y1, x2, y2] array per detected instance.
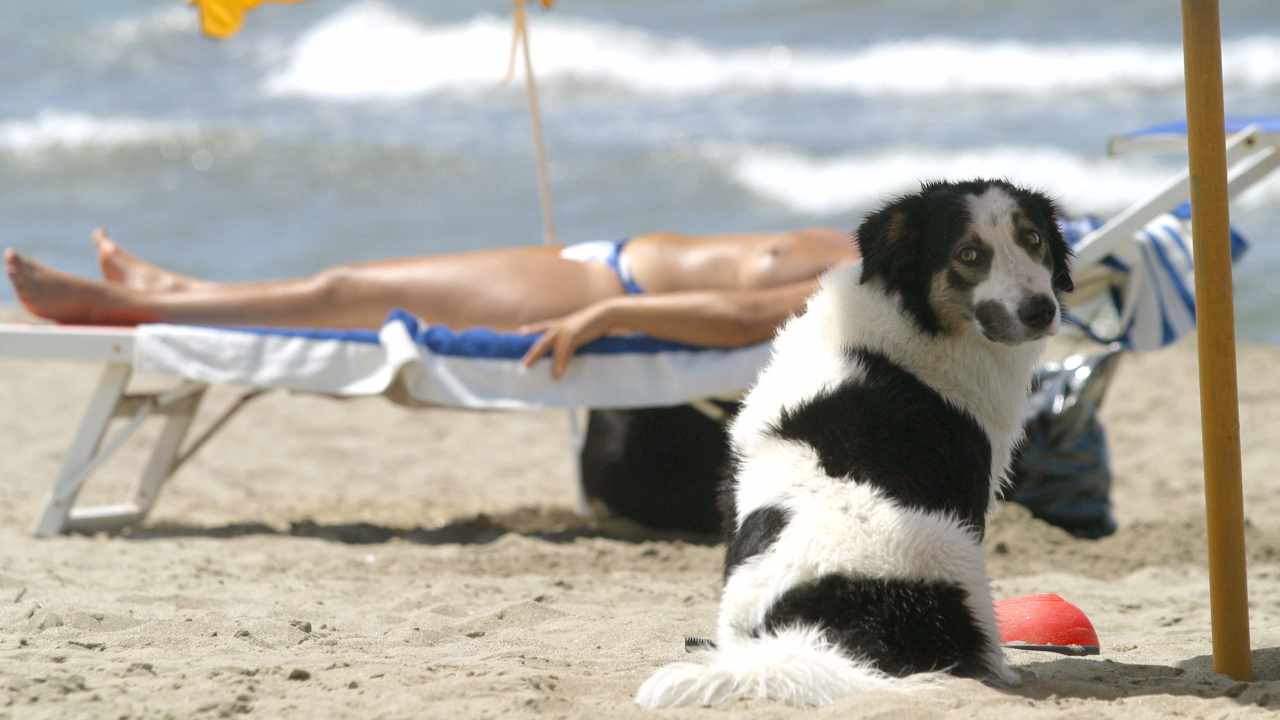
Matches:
[[976, 294, 1059, 344]]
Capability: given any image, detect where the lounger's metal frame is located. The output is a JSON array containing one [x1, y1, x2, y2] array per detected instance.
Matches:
[[8, 125, 1279, 537], [5, 326, 265, 537], [7, 325, 585, 536], [1073, 124, 1278, 270]]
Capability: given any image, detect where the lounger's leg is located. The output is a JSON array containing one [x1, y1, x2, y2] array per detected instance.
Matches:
[[33, 363, 132, 537], [130, 384, 207, 525], [58, 382, 209, 535], [566, 407, 591, 515]]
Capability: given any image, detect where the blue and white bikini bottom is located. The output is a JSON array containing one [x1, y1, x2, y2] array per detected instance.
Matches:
[[559, 237, 645, 294]]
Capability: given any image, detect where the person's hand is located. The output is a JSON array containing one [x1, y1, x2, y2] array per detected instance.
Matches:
[[520, 303, 613, 379]]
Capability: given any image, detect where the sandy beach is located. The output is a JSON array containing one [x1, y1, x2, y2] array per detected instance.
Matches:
[[2, 305, 1278, 719]]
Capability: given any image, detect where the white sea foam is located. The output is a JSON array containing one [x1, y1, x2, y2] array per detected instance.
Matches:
[[702, 143, 1280, 216], [263, 1, 1280, 101], [0, 111, 201, 154]]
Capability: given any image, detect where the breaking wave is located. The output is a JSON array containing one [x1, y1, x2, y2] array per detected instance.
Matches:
[[263, 1, 1280, 101], [702, 143, 1280, 215]]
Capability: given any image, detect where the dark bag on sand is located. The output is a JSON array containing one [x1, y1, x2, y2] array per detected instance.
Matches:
[[1006, 348, 1124, 539], [578, 400, 738, 534], [578, 350, 1122, 538]]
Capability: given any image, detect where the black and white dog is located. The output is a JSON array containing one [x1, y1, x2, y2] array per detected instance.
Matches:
[[636, 179, 1073, 707]]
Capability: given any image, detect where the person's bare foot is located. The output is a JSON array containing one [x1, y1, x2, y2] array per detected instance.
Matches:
[[6, 248, 155, 325], [94, 228, 211, 292]]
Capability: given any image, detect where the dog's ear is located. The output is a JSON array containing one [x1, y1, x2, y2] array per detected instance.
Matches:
[[855, 198, 922, 290], [855, 185, 956, 336], [1019, 190, 1074, 294]]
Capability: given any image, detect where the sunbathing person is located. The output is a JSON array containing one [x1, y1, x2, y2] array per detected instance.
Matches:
[[5, 228, 858, 377]]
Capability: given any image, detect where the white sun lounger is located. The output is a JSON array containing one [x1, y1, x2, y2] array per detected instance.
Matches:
[[4, 118, 1274, 537], [2, 313, 770, 537]]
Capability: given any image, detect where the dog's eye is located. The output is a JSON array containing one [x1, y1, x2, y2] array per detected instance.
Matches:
[[956, 247, 980, 264], [1025, 230, 1042, 248]]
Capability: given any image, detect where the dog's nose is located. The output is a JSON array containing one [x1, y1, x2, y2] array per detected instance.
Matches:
[[1017, 294, 1057, 330]]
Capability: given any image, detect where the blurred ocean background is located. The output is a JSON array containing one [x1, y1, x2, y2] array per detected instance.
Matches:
[[4, 0, 1279, 341]]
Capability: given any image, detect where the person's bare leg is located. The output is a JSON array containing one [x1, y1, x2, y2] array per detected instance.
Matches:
[[94, 229, 213, 292], [9, 248, 415, 327], [7, 245, 625, 329]]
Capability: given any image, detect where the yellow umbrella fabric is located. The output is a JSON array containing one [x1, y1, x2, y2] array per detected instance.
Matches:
[[190, 0, 302, 40]]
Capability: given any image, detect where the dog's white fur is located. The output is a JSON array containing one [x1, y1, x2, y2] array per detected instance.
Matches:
[[635, 185, 1059, 708]]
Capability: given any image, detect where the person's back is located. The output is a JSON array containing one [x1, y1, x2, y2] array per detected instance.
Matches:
[[625, 228, 855, 294]]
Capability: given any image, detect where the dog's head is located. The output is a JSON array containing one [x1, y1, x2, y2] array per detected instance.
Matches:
[[854, 179, 1073, 345]]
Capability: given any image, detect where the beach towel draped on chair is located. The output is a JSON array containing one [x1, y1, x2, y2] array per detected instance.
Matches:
[[134, 309, 771, 410], [1060, 203, 1248, 352]]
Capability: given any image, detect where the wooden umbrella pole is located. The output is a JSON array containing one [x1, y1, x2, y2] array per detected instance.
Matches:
[[1179, 0, 1251, 681], [514, 0, 558, 245]]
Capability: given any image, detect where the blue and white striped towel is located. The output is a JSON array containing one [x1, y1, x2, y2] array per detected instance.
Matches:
[[1059, 203, 1248, 351]]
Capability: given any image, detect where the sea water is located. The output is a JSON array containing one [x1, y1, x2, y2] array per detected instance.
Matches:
[[3, 0, 1278, 341]]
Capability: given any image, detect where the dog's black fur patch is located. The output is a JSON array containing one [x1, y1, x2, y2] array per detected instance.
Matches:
[[761, 573, 992, 677], [723, 505, 792, 579], [855, 178, 1071, 334], [765, 348, 993, 536]]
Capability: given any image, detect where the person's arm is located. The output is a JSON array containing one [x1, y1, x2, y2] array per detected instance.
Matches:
[[520, 278, 820, 378]]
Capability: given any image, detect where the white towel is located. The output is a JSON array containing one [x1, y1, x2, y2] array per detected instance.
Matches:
[[135, 309, 771, 409]]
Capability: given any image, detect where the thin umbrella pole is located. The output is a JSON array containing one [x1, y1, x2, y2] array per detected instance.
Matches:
[[514, 0, 557, 245], [1179, 0, 1251, 681]]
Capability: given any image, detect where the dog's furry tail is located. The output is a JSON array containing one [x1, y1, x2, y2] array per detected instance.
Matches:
[[634, 626, 936, 708]]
